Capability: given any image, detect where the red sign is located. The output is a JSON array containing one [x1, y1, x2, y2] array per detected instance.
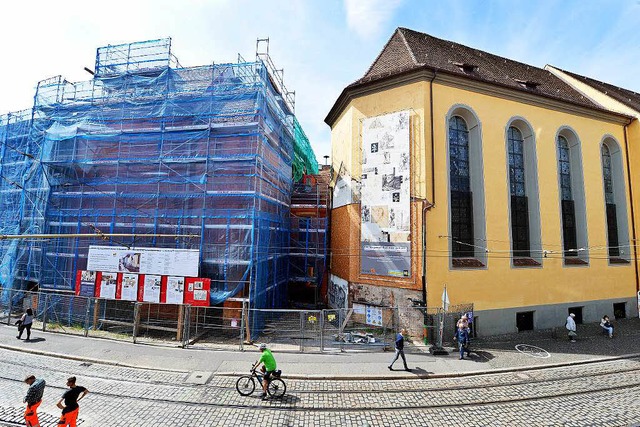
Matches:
[[184, 278, 210, 307]]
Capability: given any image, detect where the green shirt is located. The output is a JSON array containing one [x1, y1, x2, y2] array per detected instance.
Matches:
[[258, 349, 276, 372]]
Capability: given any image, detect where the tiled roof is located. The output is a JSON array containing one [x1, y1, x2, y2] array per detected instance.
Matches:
[[349, 27, 602, 110], [552, 67, 640, 113]]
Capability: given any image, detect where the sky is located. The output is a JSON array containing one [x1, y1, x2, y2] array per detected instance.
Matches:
[[0, 0, 639, 163]]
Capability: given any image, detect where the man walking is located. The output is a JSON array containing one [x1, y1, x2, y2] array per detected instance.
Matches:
[[23, 375, 45, 427], [388, 328, 410, 371], [57, 377, 89, 427], [566, 313, 577, 342]]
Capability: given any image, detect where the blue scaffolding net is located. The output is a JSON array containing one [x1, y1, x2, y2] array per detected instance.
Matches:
[[0, 39, 318, 333]]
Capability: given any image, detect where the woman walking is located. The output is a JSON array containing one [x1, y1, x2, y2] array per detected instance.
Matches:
[[17, 308, 34, 340]]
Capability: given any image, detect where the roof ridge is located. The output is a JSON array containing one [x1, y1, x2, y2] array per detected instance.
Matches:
[[551, 65, 640, 98], [361, 28, 415, 79], [397, 28, 419, 66]]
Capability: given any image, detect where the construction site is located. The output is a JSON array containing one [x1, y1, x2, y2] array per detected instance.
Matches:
[[0, 38, 328, 339]]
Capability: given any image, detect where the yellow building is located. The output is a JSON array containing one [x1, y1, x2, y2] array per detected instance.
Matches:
[[325, 28, 639, 335]]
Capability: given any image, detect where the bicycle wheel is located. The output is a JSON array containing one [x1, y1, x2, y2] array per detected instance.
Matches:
[[267, 378, 286, 398], [236, 376, 256, 396]]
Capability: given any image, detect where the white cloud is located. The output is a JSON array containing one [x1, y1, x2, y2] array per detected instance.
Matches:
[[344, 0, 403, 40]]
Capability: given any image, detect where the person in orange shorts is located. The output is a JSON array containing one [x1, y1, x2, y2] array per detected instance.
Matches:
[[56, 376, 89, 427], [23, 375, 46, 427]]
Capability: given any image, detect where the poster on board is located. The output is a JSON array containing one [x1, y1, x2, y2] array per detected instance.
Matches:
[[165, 276, 185, 305], [360, 111, 411, 277], [77, 270, 97, 297], [99, 272, 117, 300], [142, 275, 161, 303], [120, 273, 139, 301], [87, 246, 199, 277], [328, 275, 348, 310], [365, 305, 383, 326]]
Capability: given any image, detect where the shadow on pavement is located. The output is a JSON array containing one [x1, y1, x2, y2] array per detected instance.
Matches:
[[24, 337, 46, 343]]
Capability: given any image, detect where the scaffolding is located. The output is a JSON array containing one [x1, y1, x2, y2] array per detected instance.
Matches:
[[288, 169, 329, 306], [0, 39, 318, 334]]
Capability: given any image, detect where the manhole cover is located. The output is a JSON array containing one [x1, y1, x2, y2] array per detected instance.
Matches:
[[515, 344, 550, 358]]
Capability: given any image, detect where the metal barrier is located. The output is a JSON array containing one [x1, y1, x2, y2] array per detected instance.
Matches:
[[0, 288, 471, 353]]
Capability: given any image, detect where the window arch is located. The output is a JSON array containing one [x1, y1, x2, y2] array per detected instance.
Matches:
[[601, 137, 630, 262], [506, 118, 541, 265], [447, 106, 486, 267], [556, 129, 588, 264]]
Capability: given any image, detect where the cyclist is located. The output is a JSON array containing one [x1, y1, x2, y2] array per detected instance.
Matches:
[[254, 343, 277, 400]]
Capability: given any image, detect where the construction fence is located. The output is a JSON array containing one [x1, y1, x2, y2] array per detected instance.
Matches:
[[0, 288, 473, 353]]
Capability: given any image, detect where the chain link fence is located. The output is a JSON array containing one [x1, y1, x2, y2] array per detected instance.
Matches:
[[0, 288, 471, 353]]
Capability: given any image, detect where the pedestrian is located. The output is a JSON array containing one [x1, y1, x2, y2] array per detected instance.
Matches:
[[23, 375, 46, 427], [455, 324, 470, 360], [566, 313, 577, 342], [57, 377, 89, 427], [600, 315, 614, 338], [388, 328, 410, 371], [16, 308, 34, 340]]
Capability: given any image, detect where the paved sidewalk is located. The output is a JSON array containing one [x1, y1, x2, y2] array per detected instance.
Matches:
[[1, 318, 638, 379]]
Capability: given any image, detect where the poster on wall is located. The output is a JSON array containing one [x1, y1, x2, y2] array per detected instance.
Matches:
[[143, 275, 161, 303], [360, 111, 411, 277], [365, 305, 383, 326], [87, 246, 199, 277], [328, 274, 349, 310], [99, 272, 117, 299], [77, 271, 97, 297], [165, 276, 185, 305], [121, 273, 139, 301]]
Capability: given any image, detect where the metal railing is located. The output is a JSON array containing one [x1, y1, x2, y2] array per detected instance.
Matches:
[[0, 288, 471, 353]]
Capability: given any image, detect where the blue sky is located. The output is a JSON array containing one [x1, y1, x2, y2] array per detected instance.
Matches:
[[1, 0, 639, 163]]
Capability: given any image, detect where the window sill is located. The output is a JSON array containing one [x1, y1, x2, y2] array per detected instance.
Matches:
[[452, 258, 485, 268], [609, 258, 630, 264], [513, 258, 541, 267], [564, 258, 588, 266]]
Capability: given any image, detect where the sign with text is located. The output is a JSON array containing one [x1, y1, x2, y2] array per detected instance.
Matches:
[[87, 246, 199, 277], [76, 271, 97, 297], [120, 273, 139, 301]]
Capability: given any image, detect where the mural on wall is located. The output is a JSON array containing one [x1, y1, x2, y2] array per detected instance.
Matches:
[[328, 274, 349, 310], [360, 111, 411, 277]]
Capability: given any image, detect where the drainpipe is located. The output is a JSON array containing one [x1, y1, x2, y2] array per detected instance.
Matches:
[[420, 70, 437, 344], [623, 122, 640, 295]]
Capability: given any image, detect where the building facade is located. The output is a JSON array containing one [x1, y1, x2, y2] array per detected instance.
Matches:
[[326, 28, 639, 336]]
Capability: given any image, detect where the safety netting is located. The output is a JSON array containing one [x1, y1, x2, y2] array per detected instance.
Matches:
[[0, 39, 318, 326]]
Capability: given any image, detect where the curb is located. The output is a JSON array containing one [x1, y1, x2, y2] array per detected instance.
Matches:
[[2, 340, 639, 381]]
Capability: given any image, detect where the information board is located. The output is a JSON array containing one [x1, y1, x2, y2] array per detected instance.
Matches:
[[87, 246, 199, 277]]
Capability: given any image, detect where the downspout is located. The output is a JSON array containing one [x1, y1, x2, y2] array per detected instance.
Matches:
[[623, 122, 640, 295], [421, 70, 437, 343]]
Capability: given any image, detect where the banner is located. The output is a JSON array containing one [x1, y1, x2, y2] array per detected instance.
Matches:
[[87, 246, 199, 277], [99, 272, 117, 300], [360, 111, 411, 276], [165, 276, 185, 305], [77, 271, 97, 297], [121, 273, 139, 301], [142, 275, 161, 303]]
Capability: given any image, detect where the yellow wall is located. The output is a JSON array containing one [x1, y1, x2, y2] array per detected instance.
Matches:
[[330, 78, 637, 312]]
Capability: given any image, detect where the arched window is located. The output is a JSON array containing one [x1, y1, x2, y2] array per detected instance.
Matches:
[[449, 116, 473, 258], [508, 127, 529, 258], [447, 107, 486, 267], [506, 120, 542, 266], [556, 131, 588, 264], [601, 145, 618, 256], [601, 138, 630, 262]]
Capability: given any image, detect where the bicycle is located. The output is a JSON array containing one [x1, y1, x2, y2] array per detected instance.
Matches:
[[235, 364, 286, 398]]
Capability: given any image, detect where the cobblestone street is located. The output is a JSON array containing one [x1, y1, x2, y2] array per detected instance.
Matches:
[[1, 349, 640, 426]]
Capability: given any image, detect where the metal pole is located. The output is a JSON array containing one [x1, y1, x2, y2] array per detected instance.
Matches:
[[42, 294, 48, 332], [133, 302, 141, 343], [240, 300, 246, 351], [320, 310, 324, 352], [83, 297, 91, 337]]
